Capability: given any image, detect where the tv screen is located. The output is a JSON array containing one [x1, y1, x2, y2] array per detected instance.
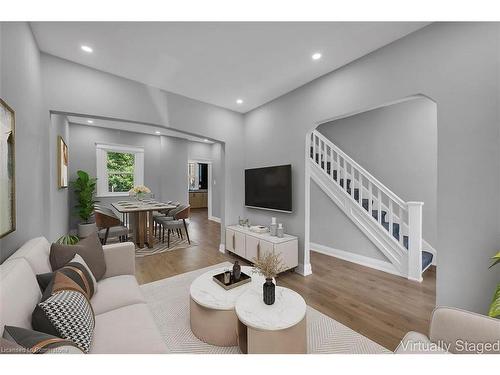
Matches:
[[245, 164, 292, 212]]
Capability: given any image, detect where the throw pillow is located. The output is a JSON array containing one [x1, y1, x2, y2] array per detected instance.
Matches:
[[39, 254, 97, 298], [3, 326, 83, 354], [32, 289, 95, 353], [50, 232, 106, 280]]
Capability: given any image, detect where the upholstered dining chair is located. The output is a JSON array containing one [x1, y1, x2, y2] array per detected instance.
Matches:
[[153, 203, 182, 239], [153, 202, 181, 236], [157, 205, 191, 247], [94, 207, 130, 245]]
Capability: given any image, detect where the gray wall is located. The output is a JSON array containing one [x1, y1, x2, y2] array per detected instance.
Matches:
[[68, 124, 213, 229], [314, 97, 437, 256], [49, 114, 70, 241], [310, 180, 387, 260], [159, 135, 189, 205], [244, 22, 500, 313], [68, 124, 162, 228], [40, 52, 244, 248], [0, 23, 47, 262], [188, 141, 224, 219], [2, 22, 499, 314]]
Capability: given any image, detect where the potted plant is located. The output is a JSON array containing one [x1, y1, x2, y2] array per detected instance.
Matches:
[[252, 252, 285, 305], [56, 234, 80, 245], [488, 251, 500, 318], [71, 170, 98, 238]]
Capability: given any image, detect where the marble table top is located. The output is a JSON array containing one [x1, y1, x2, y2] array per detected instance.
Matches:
[[235, 286, 306, 331], [189, 266, 266, 311]]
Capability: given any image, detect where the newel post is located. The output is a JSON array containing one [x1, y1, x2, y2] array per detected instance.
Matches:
[[407, 202, 424, 282]]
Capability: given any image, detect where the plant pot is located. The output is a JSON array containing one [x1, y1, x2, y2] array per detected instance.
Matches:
[[263, 278, 275, 305], [78, 223, 97, 238]]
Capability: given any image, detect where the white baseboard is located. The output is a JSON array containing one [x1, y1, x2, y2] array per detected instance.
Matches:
[[296, 263, 313, 276], [209, 216, 221, 223], [219, 243, 225, 253], [310, 242, 401, 277]]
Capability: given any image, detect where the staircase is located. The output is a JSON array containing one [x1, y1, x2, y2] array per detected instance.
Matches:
[[308, 130, 433, 282]]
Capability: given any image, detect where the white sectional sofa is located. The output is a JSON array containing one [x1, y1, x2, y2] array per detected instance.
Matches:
[[0, 237, 167, 354]]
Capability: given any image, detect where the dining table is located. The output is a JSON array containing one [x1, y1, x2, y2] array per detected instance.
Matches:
[[111, 200, 177, 248]]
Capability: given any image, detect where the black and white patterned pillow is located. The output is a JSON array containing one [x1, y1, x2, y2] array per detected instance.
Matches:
[[35, 290, 95, 353]]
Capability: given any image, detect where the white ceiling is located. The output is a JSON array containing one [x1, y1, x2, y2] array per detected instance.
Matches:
[[67, 116, 214, 143], [32, 22, 429, 113]]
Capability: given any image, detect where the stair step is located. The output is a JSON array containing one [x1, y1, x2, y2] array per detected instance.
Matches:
[[339, 178, 351, 190], [382, 221, 400, 238], [371, 210, 387, 222], [422, 251, 433, 271]]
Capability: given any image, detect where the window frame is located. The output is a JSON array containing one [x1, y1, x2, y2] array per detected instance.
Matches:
[[96, 143, 144, 197]]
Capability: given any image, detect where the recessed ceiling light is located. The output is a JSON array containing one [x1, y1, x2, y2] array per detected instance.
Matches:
[[236, 99, 243, 105], [81, 45, 93, 53], [204, 139, 209, 142], [155, 131, 161, 135], [312, 52, 322, 60], [87, 120, 94, 124]]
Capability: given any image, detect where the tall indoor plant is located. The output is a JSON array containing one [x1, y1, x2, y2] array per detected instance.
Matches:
[[489, 252, 500, 318], [71, 170, 98, 238]]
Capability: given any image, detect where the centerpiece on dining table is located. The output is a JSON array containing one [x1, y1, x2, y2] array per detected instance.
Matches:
[[129, 185, 151, 203]]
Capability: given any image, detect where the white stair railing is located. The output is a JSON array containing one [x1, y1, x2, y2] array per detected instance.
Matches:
[[309, 130, 424, 280]]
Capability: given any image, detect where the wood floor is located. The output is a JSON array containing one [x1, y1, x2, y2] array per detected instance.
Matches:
[[135, 208, 436, 351]]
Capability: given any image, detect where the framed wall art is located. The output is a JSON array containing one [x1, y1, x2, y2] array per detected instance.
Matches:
[[58, 135, 69, 188], [0, 98, 16, 238]]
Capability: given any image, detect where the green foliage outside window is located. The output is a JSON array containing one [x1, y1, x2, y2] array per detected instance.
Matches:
[[107, 151, 135, 192]]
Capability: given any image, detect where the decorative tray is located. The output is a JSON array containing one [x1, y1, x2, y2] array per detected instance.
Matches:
[[212, 271, 251, 290]]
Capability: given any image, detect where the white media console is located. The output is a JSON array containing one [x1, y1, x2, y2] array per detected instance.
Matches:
[[225, 225, 298, 272]]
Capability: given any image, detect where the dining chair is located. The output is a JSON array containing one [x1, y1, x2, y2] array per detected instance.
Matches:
[[157, 205, 191, 247], [153, 202, 181, 237], [95, 207, 130, 245]]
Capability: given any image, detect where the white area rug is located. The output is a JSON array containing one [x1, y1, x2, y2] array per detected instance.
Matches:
[[140, 262, 390, 354]]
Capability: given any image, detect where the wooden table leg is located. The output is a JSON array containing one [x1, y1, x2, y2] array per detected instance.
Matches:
[[129, 212, 139, 247], [146, 211, 154, 248], [137, 212, 145, 248]]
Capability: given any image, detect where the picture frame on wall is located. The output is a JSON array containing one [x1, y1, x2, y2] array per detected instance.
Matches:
[[57, 135, 69, 188], [0, 98, 16, 238]]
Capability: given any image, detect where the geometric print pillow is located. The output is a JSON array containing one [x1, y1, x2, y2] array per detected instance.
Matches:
[[33, 290, 95, 353]]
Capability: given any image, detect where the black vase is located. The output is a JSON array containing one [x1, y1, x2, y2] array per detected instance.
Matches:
[[263, 278, 275, 305], [233, 261, 241, 281]]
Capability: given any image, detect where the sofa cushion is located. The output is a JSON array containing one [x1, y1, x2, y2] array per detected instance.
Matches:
[[6, 237, 51, 275], [3, 325, 84, 354], [0, 259, 41, 332], [91, 275, 145, 315], [91, 303, 167, 353], [50, 232, 106, 281]]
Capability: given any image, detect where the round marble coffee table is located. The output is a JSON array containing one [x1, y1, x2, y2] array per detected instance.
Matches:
[[189, 266, 265, 346], [235, 286, 307, 354]]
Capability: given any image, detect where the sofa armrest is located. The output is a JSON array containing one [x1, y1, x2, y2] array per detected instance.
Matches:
[[395, 331, 448, 354], [429, 306, 500, 354], [102, 242, 135, 278]]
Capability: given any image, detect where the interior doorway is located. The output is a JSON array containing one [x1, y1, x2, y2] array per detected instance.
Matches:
[[188, 160, 213, 219]]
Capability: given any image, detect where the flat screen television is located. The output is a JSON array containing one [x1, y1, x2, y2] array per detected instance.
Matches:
[[245, 164, 292, 212]]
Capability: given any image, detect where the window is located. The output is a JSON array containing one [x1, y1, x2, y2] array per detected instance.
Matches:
[[96, 143, 144, 197]]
